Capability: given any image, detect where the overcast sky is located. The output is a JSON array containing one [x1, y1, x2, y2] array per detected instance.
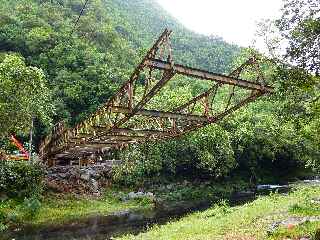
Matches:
[[156, 0, 283, 48]]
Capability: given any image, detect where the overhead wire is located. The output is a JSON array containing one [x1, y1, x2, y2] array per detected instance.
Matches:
[[71, 0, 90, 35]]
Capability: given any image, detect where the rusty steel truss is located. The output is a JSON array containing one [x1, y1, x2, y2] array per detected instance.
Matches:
[[39, 29, 273, 162]]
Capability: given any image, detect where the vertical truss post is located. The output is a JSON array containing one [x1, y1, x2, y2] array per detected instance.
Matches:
[[127, 82, 133, 110]]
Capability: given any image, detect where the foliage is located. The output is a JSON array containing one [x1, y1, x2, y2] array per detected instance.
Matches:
[[113, 46, 317, 186], [0, 54, 53, 138], [108, 0, 241, 73], [19, 197, 42, 220], [276, 0, 320, 74], [289, 202, 320, 216], [0, 0, 239, 132], [0, 188, 153, 232], [112, 143, 163, 186], [0, 161, 44, 199], [273, 0, 320, 173], [113, 124, 236, 186], [269, 221, 320, 240], [191, 125, 235, 177], [225, 99, 311, 180], [0, 0, 319, 194], [0, 197, 41, 231], [150, 179, 249, 203]]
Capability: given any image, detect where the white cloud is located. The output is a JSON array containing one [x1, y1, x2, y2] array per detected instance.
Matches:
[[156, 0, 283, 48]]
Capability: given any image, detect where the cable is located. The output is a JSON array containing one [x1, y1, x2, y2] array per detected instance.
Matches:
[[71, 0, 90, 35]]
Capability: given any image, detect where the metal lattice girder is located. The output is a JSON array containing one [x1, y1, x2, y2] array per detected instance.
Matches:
[[145, 59, 273, 92], [40, 29, 273, 161]]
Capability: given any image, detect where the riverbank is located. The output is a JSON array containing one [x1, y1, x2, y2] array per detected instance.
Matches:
[[117, 181, 320, 240], [2, 179, 318, 239], [0, 177, 253, 236], [0, 189, 153, 233]]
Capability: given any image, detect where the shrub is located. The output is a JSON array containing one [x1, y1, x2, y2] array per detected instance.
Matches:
[[0, 161, 45, 199], [19, 197, 41, 220], [191, 125, 236, 177], [112, 125, 236, 186], [112, 143, 163, 186]]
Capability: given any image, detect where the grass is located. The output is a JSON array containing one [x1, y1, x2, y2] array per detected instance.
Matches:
[[117, 183, 320, 240], [0, 177, 249, 231], [0, 189, 153, 230], [34, 193, 152, 225], [269, 221, 320, 240]]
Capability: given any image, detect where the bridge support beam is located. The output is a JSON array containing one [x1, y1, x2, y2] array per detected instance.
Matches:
[[39, 28, 274, 162]]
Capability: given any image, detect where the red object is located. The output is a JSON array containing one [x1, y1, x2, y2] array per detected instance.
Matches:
[[10, 135, 29, 159], [287, 223, 295, 230]]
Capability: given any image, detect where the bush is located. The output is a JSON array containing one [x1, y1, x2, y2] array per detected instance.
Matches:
[[0, 161, 45, 199], [112, 125, 236, 186], [191, 125, 236, 177], [19, 197, 41, 220], [112, 143, 163, 186]]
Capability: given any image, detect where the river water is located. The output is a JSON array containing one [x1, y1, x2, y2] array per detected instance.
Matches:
[[1, 184, 293, 240], [2, 201, 213, 240]]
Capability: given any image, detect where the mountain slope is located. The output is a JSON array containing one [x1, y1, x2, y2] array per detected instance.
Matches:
[[0, 0, 241, 126], [107, 0, 241, 73]]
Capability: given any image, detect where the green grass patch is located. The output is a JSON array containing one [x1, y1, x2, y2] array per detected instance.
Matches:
[[117, 184, 320, 240], [34, 193, 151, 225], [0, 188, 153, 230], [289, 202, 320, 217], [269, 221, 320, 240]]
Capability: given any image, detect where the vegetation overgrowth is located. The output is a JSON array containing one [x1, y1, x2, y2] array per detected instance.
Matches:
[[0, 0, 318, 181], [117, 183, 320, 240], [0, 173, 251, 232], [0, 186, 153, 232], [0, 0, 319, 237], [0, 161, 44, 199]]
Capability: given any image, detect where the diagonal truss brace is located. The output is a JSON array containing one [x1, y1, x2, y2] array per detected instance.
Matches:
[[39, 29, 273, 161]]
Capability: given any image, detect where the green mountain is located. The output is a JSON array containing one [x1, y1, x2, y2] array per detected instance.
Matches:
[[0, 0, 240, 123], [108, 0, 241, 72]]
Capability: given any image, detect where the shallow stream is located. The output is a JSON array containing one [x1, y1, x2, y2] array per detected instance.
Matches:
[[1, 183, 292, 240]]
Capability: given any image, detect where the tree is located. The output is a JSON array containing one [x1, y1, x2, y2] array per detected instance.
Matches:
[[0, 54, 53, 139], [271, 0, 320, 172], [274, 0, 319, 121], [276, 0, 320, 74]]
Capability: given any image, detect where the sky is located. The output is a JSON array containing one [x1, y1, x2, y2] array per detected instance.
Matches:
[[156, 0, 283, 49]]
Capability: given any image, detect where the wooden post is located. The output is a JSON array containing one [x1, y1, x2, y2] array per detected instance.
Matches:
[[29, 117, 34, 161]]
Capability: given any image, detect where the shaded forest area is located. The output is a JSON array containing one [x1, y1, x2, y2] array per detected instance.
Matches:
[[0, 0, 319, 191]]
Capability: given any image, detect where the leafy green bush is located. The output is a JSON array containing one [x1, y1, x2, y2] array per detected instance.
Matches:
[[0, 161, 44, 199], [19, 197, 41, 220], [191, 125, 236, 177], [112, 125, 236, 186], [112, 143, 163, 186]]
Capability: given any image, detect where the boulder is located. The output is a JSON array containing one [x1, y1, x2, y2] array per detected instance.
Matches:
[[90, 179, 99, 193], [125, 191, 155, 201], [80, 172, 91, 181]]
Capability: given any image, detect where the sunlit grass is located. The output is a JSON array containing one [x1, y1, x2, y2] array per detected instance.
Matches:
[[117, 184, 320, 240], [0, 189, 153, 228], [269, 221, 320, 240], [34, 194, 150, 225]]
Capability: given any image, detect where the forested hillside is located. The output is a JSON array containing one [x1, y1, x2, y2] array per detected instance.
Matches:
[[0, 0, 319, 184], [0, 0, 320, 237], [108, 0, 240, 72], [0, 0, 240, 128]]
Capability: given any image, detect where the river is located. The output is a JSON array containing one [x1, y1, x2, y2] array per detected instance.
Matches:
[[1, 183, 293, 240]]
